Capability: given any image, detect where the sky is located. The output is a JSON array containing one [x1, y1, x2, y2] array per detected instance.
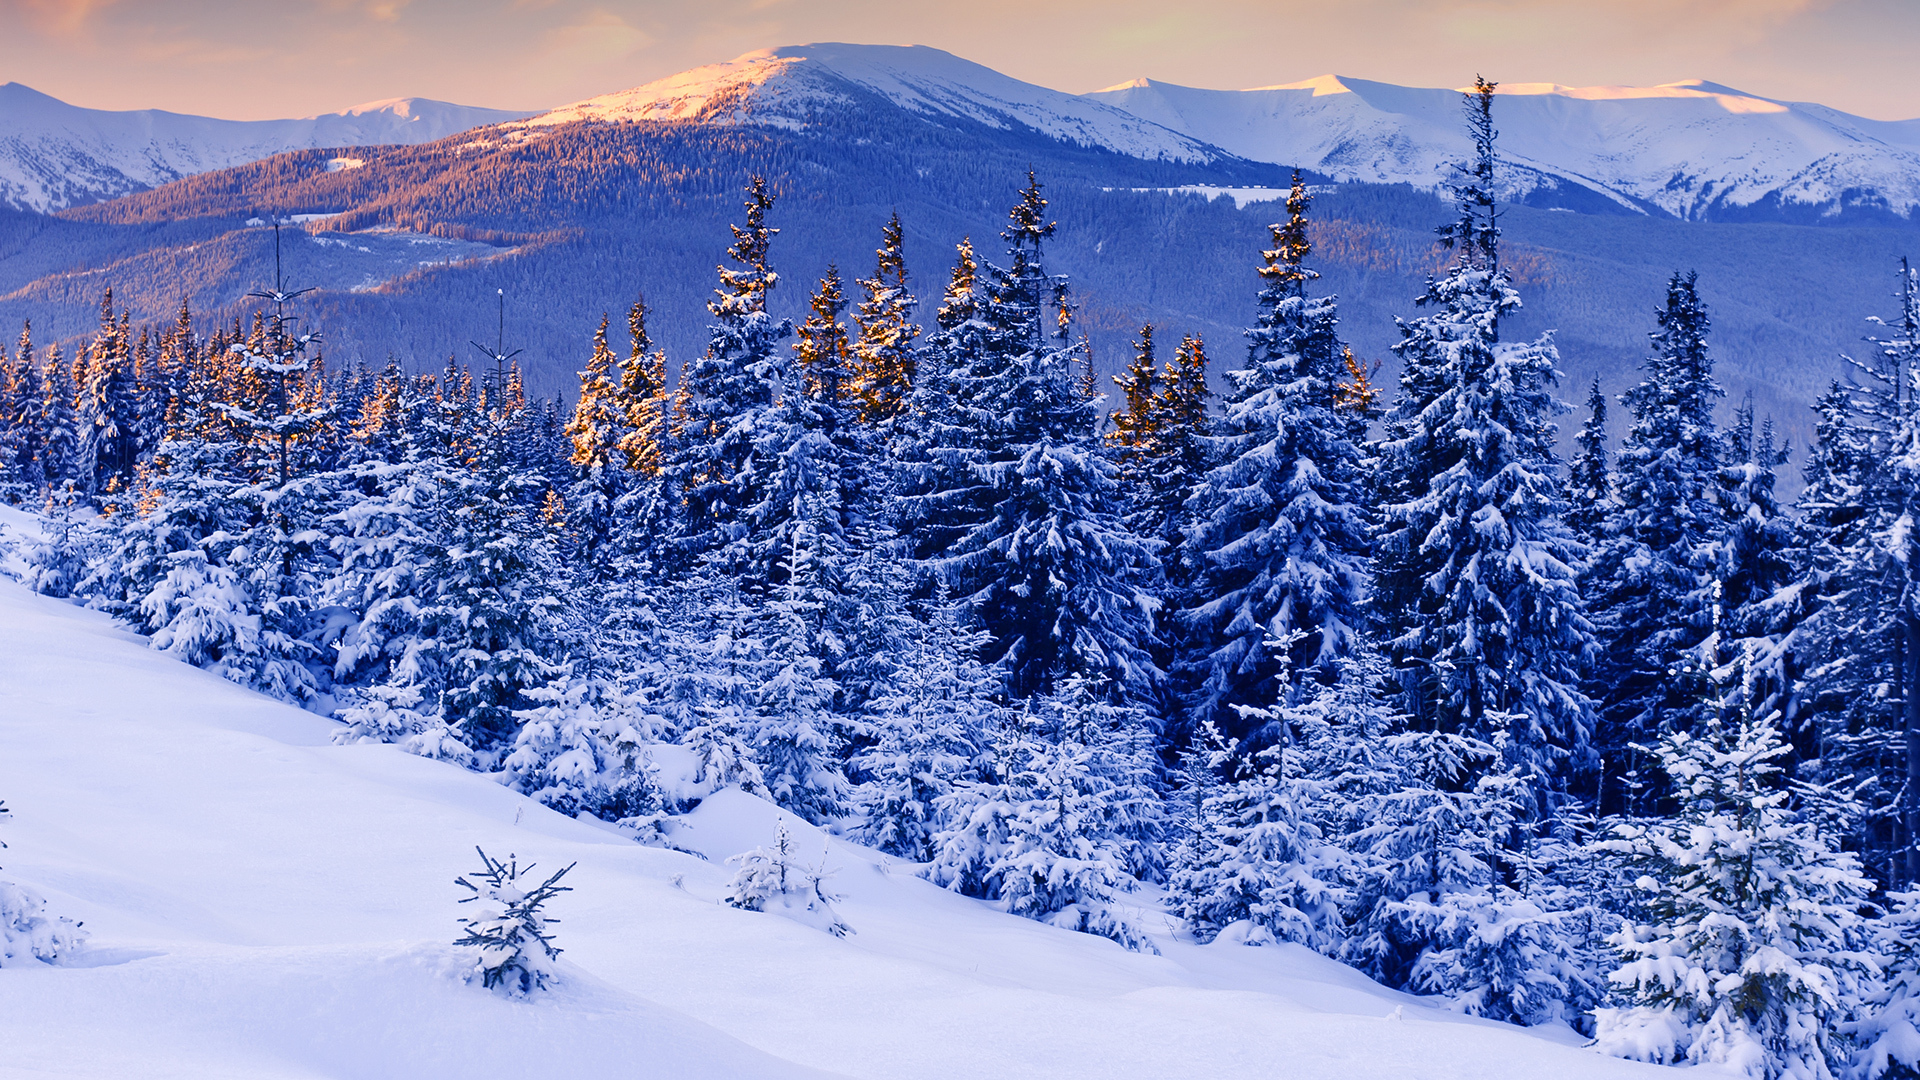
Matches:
[[2, 0, 1917, 121]]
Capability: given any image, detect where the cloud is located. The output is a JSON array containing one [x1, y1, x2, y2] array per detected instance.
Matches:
[[538, 7, 653, 64], [1, 0, 121, 35]]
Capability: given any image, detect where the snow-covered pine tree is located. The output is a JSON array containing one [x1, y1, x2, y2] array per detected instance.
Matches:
[[927, 675, 1164, 952], [664, 176, 792, 568], [850, 589, 1000, 860], [0, 799, 86, 967], [1593, 629, 1875, 1079], [849, 211, 920, 429], [454, 847, 575, 996], [1341, 715, 1603, 1027], [500, 668, 658, 822], [1713, 403, 1812, 755], [1169, 650, 1352, 951], [1371, 78, 1593, 806], [1795, 258, 1920, 888], [1585, 270, 1728, 816], [724, 823, 851, 936], [417, 366, 567, 757], [76, 290, 142, 499], [38, 342, 79, 494], [911, 174, 1159, 699], [1566, 378, 1612, 539], [564, 313, 632, 570], [1853, 889, 1920, 1080], [1182, 169, 1371, 745]]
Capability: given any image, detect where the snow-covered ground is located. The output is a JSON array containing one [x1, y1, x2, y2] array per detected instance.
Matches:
[[0, 519, 1680, 1078]]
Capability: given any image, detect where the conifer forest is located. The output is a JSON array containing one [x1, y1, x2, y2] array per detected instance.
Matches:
[[10, 80, 1920, 1078]]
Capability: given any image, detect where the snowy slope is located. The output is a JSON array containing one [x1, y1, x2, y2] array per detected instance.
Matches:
[[0, 84, 536, 212], [1087, 75, 1920, 220], [516, 44, 1228, 165], [0, 514, 1674, 1078]]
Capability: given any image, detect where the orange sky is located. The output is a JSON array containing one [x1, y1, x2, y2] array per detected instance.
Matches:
[[1, 0, 1913, 120]]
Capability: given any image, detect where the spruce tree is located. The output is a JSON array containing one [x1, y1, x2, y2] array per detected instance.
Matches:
[[1796, 259, 1920, 887], [665, 175, 791, 568], [564, 313, 630, 569], [1593, 632, 1873, 1079], [1371, 79, 1594, 802], [1184, 170, 1372, 746], [909, 174, 1158, 698], [1586, 270, 1728, 815], [1566, 378, 1612, 539], [849, 212, 920, 428]]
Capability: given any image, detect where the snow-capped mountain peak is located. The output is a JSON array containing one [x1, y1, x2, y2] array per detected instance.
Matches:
[[0, 86, 537, 213], [517, 43, 1228, 164], [1085, 73, 1920, 220]]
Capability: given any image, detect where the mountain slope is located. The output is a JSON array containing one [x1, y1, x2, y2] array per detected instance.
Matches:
[[0, 83, 537, 213], [520, 43, 1233, 165], [0, 509, 1670, 1079], [1088, 75, 1920, 222]]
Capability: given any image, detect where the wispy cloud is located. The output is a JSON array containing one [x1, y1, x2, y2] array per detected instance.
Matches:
[[1, 0, 121, 36], [538, 7, 653, 65]]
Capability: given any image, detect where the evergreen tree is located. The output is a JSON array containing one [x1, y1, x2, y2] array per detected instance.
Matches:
[[1371, 78, 1594, 803], [1566, 378, 1612, 538], [849, 591, 1000, 860], [665, 175, 792, 567], [1183, 169, 1371, 744], [564, 313, 630, 568], [911, 174, 1159, 698], [1587, 270, 1728, 815], [1796, 259, 1920, 888], [849, 211, 920, 428], [927, 676, 1164, 951], [454, 848, 574, 997], [1593, 633, 1874, 1079]]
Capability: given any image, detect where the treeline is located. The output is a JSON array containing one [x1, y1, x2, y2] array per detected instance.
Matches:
[[5, 82, 1920, 1077]]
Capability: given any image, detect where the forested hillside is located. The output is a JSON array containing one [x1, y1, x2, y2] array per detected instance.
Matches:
[[6, 77, 1920, 1078]]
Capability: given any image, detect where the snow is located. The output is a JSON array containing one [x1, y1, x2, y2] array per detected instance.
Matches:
[[515, 44, 1225, 164], [0, 521, 1674, 1077], [0, 83, 538, 212], [1084, 74, 1920, 219]]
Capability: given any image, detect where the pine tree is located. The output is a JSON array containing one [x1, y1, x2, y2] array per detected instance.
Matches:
[[927, 677, 1164, 952], [850, 590, 1000, 860], [909, 174, 1159, 698], [1371, 79, 1594, 804], [665, 175, 792, 567], [0, 800, 86, 968], [564, 313, 630, 568], [1795, 259, 1920, 888], [1587, 270, 1728, 816], [454, 848, 574, 997], [1593, 632, 1874, 1079], [76, 290, 142, 499], [795, 264, 854, 407], [849, 211, 920, 428], [1566, 378, 1612, 538], [1183, 169, 1372, 744]]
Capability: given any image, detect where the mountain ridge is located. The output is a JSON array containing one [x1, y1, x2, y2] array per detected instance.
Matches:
[[0, 83, 538, 213]]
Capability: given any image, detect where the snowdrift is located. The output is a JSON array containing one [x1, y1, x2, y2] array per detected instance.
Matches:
[[0, 573, 1671, 1079]]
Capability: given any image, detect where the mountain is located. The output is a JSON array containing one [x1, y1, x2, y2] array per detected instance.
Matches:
[[519, 44, 1232, 165], [0, 83, 537, 213], [3, 43, 1918, 466], [1087, 75, 1920, 223]]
